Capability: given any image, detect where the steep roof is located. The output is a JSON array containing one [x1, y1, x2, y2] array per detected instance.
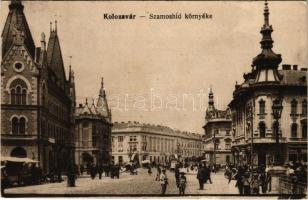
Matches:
[[1, 0, 35, 58], [46, 30, 66, 84]]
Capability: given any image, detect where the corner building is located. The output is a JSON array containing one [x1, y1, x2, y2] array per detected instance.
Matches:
[[203, 89, 232, 165], [229, 1, 307, 166], [74, 78, 112, 168], [1, 0, 76, 173], [111, 121, 203, 165]]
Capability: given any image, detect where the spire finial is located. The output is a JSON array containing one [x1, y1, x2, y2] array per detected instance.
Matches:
[[85, 98, 88, 105], [69, 56, 72, 66], [55, 20, 57, 33], [50, 22, 52, 33], [264, 0, 270, 26], [101, 77, 104, 88]]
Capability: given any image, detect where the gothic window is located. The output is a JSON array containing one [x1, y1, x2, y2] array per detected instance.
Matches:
[[259, 99, 265, 114], [291, 99, 297, 115], [11, 117, 26, 135], [302, 124, 307, 139], [12, 117, 19, 134], [302, 100, 307, 115], [19, 117, 26, 134], [259, 122, 266, 138], [10, 79, 28, 105], [291, 123, 298, 138]]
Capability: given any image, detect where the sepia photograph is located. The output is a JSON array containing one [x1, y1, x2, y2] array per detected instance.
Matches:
[[0, 0, 307, 198]]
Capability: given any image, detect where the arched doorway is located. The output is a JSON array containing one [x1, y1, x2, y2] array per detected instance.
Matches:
[[11, 147, 27, 158]]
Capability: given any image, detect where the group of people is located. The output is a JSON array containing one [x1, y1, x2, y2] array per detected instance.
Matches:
[[226, 164, 271, 195]]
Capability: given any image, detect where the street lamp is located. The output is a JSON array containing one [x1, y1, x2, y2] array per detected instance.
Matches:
[[272, 98, 283, 165]]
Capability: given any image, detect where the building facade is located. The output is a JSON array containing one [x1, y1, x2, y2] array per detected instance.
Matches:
[[203, 89, 232, 165], [1, 0, 76, 173], [228, 1, 307, 167], [74, 78, 112, 168], [111, 121, 203, 165]]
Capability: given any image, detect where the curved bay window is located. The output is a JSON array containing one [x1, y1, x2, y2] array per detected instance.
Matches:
[[291, 123, 298, 138], [11, 117, 26, 135], [10, 79, 28, 105], [259, 122, 266, 138]]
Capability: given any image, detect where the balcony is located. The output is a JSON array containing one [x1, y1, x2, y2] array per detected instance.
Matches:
[[1, 134, 37, 140]]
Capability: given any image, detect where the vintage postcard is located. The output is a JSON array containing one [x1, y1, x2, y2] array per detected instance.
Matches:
[[0, 0, 307, 198]]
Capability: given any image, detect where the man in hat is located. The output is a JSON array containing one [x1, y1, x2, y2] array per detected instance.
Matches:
[[159, 169, 168, 195]]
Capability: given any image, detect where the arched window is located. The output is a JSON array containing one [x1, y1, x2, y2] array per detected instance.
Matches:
[[291, 123, 298, 138], [291, 99, 297, 115], [19, 117, 26, 134], [302, 123, 307, 139], [11, 117, 26, 135], [302, 100, 307, 116], [259, 99, 265, 114], [10, 79, 28, 105], [12, 117, 19, 134], [259, 122, 266, 138], [11, 89, 16, 104]]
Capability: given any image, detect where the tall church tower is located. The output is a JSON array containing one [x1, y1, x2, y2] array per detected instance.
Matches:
[[1, 0, 76, 173]]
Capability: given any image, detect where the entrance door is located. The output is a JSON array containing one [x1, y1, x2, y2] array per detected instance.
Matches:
[[258, 151, 266, 167]]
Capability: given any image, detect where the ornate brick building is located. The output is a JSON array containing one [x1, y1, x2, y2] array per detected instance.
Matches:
[[74, 78, 112, 168], [112, 121, 203, 165], [228, 1, 307, 167], [1, 0, 76, 173], [203, 88, 232, 165]]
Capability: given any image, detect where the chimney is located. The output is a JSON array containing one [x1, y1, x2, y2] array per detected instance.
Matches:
[[301, 68, 307, 71], [282, 64, 291, 70], [293, 65, 298, 70]]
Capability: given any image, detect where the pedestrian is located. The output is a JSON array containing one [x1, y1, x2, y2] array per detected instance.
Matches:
[[80, 165, 84, 176], [174, 164, 180, 188], [197, 164, 206, 190], [242, 172, 251, 195], [259, 170, 267, 194], [159, 169, 168, 195], [179, 172, 187, 195], [156, 165, 161, 181], [98, 165, 103, 179], [235, 167, 244, 195], [206, 165, 213, 184], [148, 165, 152, 175], [251, 173, 260, 194], [67, 165, 76, 187], [1, 165, 10, 194]]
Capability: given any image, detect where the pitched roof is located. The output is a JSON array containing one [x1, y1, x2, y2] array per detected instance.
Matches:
[[46, 31, 66, 84], [1, 0, 35, 58], [279, 70, 307, 86]]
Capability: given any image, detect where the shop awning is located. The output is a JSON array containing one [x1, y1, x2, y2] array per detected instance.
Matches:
[[1, 156, 39, 163]]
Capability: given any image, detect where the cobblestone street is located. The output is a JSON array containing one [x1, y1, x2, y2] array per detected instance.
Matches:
[[5, 169, 241, 195], [5, 169, 241, 196]]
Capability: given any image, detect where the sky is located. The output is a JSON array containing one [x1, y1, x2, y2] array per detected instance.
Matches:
[[1, 1, 307, 134]]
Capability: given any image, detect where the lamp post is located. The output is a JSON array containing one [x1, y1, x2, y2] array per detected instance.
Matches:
[[272, 98, 283, 165]]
